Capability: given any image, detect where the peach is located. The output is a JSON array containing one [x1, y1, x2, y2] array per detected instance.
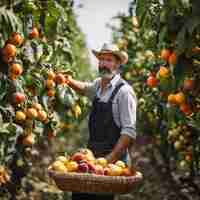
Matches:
[[65, 161, 79, 172], [96, 157, 108, 167]]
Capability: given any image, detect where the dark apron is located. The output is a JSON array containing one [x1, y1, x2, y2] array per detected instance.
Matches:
[[72, 78, 126, 200]]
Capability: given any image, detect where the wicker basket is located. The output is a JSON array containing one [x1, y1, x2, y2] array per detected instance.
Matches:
[[48, 170, 143, 194]]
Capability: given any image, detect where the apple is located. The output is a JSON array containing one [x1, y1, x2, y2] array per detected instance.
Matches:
[[115, 160, 126, 169], [78, 162, 89, 173], [96, 157, 108, 167], [65, 161, 79, 172], [53, 164, 68, 172], [85, 161, 96, 173], [107, 164, 123, 176], [71, 152, 85, 163], [13, 92, 26, 104], [121, 167, 135, 176], [94, 164, 104, 175], [103, 167, 111, 176]]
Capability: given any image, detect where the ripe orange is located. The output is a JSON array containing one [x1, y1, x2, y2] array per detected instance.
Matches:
[[158, 66, 170, 78], [29, 27, 39, 39], [175, 92, 185, 105], [46, 79, 55, 89], [180, 103, 192, 116], [26, 108, 38, 119], [183, 79, 194, 91], [167, 94, 177, 105], [9, 63, 23, 76], [37, 110, 47, 122], [22, 134, 35, 146], [146, 75, 158, 87], [160, 49, 171, 62], [47, 89, 55, 97], [9, 32, 23, 46], [2, 44, 17, 58], [32, 103, 42, 111], [54, 73, 66, 84], [168, 52, 177, 65], [16, 111, 26, 121], [47, 70, 56, 80]]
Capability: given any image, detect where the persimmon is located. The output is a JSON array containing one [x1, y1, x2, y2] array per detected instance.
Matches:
[[168, 52, 177, 65], [16, 111, 26, 121], [183, 79, 194, 91], [180, 103, 192, 116], [158, 66, 170, 78], [2, 44, 17, 58], [54, 73, 66, 84], [47, 70, 56, 80], [37, 110, 47, 122], [47, 89, 56, 97], [9, 63, 23, 76], [9, 32, 23, 46], [160, 49, 171, 62], [29, 27, 39, 39], [22, 134, 35, 146], [167, 94, 177, 105], [26, 108, 38, 119], [32, 103, 42, 111], [175, 92, 185, 105], [146, 75, 158, 87], [46, 79, 55, 89]]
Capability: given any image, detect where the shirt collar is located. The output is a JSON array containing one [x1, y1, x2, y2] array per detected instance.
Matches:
[[109, 73, 121, 88]]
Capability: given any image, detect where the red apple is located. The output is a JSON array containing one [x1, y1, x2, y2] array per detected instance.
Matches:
[[94, 164, 104, 175], [13, 92, 26, 104], [71, 152, 85, 163], [86, 161, 96, 173], [78, 162, 89, 173]]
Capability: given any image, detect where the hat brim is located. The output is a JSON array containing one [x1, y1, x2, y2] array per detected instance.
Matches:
[[92, 50, 128, 64]]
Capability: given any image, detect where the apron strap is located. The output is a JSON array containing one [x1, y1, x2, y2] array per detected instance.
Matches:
[[109, 81, 125, 102]]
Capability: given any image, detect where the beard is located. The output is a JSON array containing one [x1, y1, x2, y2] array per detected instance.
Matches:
[[98, 67, 116, 79]]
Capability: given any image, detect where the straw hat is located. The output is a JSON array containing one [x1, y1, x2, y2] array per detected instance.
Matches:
[[92, 43, 128, 64]]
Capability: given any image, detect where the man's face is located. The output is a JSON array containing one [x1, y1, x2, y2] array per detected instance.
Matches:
[[98, 53, 119, 79]]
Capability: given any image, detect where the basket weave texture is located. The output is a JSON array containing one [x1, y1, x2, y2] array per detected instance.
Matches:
[[49, 170, 143, 194]]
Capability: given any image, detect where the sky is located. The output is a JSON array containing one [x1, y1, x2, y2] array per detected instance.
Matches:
[[74, 0, 131, 67]]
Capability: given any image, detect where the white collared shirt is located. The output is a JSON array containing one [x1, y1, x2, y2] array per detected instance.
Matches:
[[84, 74, 137, 139]]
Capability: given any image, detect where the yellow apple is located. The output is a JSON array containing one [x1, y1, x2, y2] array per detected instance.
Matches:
[[96, 157, 108, 167]]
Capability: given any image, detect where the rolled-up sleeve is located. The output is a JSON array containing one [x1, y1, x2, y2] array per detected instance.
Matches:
[[84, 78, 100, 100], [118, 87, 137, 139]]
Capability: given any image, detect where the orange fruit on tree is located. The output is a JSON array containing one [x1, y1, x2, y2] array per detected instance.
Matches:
[[46, 79, 55, 89], [32, 103, 42, 111], [183, 79, 194, 91], [168, 52, 177, 65], [167, 94, 177, 105], [158, 66, 170, 78], [54, 73, 66, 85], [8, 73, 17, 80], [26, 108, 38, 119], [175, 92, 185, 105], [37, 110, 47, 122], [22, 133, 35, 146], [29, 27, 39, 39], [47, 70, 56, 80], [2, 44, 17, 58], [16, 111, 26, 121], [9, 32, 24, 46], [160, 49, 171, 62], [180, 103, 192, 116], [146, 75, 158, 87], [47, 89, 55, 97], [9, 63, 23, 76]]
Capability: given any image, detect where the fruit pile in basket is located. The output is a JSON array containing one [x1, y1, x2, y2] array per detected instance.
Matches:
[[48, 148, 135, 177]]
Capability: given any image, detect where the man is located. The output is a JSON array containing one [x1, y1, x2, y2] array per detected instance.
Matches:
[[66, 43, 137, 200]]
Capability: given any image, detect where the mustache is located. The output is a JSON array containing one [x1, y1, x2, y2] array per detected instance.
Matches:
[[98, 67, 111, 73]]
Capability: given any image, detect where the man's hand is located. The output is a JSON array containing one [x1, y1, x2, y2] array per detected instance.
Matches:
[[63, 74, 86, 95], [105, 134, 134, 163]]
